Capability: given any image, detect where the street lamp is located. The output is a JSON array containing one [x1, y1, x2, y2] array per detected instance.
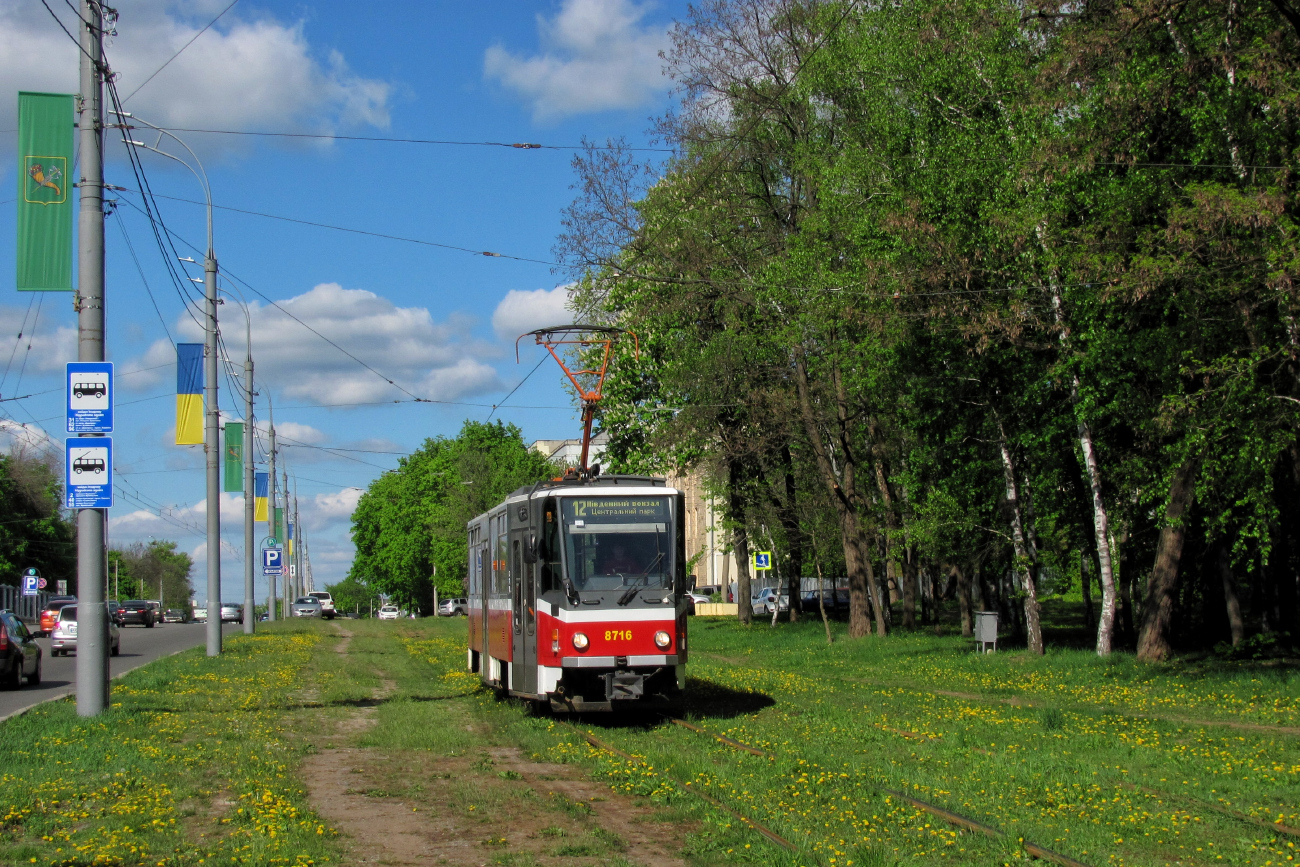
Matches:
[[218, 286, 256, 635], [115, 112, 222, 657]]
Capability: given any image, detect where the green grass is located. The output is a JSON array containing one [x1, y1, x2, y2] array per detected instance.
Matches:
[[0, 620, 342, 866], [4, 612, 1295, 867]]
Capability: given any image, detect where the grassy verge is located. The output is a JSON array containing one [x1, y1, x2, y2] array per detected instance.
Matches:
[[2, 615, 1295, 867], [0, 620, 341, 867]]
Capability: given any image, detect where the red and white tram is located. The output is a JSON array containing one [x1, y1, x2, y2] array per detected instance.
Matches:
[[466, 474, 687, 712]]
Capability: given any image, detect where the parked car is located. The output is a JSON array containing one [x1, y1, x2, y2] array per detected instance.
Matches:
[[800, 588, 851, 613], [289, 597, 321, 618], [119, 600, 156, 627], [377, 604, 400, 621], [193, 607, 208, 623], [0, 611, 41, 688], [145, 601, 162, 624], [307, 591, 336, 619], [162, 608, 187, 623], [219, 604, 243, 623], [106, 600, 126, 627], [37, 599, 77, 636], [437, 598, 468, 617], [750, 587, 790, 616], [50, 605, 120, 658]]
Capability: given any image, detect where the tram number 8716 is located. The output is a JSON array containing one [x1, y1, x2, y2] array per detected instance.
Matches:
[[605, 629, 633, 641]]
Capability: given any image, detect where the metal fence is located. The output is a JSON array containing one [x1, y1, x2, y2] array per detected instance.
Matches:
[[0, 585, 52, 622]]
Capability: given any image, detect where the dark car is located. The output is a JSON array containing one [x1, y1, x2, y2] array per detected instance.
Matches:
[[106, 600, 125, 627], [0, 611, 42, 688], [119, 600, 156, 627]]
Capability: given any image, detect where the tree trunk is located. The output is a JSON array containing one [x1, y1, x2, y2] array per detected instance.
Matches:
[[793, 354, 880, 638], [778, 444, 802, 622], [1218, 545, 1245, 647], [1136, 456, 1201, 662], [999, 433, 1044, 655], [863, 534, 887, 635], [955, 564, 973, 637], [902, 551, 917, 629], [1080, 548, 1096, 634], [1076, 414, 1119, 656], [814, 557, 832, 644], [727, 458, 753, 626]]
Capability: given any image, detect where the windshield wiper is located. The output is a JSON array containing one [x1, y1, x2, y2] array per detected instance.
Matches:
[[617, 553, 665, 606]]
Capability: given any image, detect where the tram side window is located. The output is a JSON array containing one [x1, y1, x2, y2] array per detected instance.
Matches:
[[512, 540, 522, 632], [539, 507, 560, 593], [494, 522, 508, 597]]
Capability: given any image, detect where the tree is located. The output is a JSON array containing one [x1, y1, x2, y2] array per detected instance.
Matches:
[[349, 421, 557, 614]]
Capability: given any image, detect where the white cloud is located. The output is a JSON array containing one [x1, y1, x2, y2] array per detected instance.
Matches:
[[0, 419, 58, 458], [173, 282, 502, 405], [484, 0, 669, 121], [0, 1, 390, 152], [307, 487, 363, 529], [0, 303, 77, 378], [492, 285, 574, 340]]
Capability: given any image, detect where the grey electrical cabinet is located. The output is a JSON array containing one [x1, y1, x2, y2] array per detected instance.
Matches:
[[974, 611, 999, 653]]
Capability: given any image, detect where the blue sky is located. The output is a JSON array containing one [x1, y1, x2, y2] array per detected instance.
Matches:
[[0, 0, 685, 601]]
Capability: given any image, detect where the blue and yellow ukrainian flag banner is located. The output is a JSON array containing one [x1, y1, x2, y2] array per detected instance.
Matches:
[[254, 472, 269, 522], [288, 522, 295, 557], [175, 344, 203, 445]]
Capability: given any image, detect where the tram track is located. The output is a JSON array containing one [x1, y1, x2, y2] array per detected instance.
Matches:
[[557, 715, 1098, 867]]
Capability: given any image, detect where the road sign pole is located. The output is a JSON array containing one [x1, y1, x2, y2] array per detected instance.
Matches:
[[266, 402, 277, 622], [75, 0, 109, 718]]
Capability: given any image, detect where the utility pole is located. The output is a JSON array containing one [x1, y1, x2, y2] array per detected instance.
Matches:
[[76, 0, 109, 717], [203, 207, 221, 658], [242, 319, 255, 634], [292, 488, 301, 599], [267, 403, 277, 620]]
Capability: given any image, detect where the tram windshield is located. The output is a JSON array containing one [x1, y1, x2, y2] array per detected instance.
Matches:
[[560, 495, 673, 593]]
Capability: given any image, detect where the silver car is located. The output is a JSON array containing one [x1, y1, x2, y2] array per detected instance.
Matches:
[[219, 604, 243, 623], [291, 596, 322, 618], [50, 605, 120, 657]]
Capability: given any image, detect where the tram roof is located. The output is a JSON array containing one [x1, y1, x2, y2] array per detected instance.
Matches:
[[506, 474, 670, 500]]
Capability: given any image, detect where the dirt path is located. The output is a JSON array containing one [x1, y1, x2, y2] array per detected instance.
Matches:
[[301, 627, 689, 867]]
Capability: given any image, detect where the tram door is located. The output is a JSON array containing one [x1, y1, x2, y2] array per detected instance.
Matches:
[[509, 521, 538, 696]]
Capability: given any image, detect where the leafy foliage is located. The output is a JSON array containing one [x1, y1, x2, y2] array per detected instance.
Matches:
[[348, 421, 557, 614]]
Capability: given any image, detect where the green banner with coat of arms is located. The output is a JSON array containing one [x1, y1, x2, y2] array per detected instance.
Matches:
[[223, 422, 245, 493], [17, 92, 75, 291]]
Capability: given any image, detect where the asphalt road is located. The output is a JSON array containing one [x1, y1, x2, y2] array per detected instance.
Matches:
[[0, 620, 241, 721]]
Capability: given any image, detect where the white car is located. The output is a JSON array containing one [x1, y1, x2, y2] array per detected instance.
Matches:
[[437, 598, 468, 616], [751, 587, 789, 615], [193, 607, 208, 623], [308, 591, 336, 620], [377, 604, 400, 621], [50, 604, 120, 657]]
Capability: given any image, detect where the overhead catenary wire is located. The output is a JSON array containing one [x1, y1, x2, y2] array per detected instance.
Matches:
[[121, 0, 240, 103], [150, 126, 674, 153], [117, 186, 560, 266]]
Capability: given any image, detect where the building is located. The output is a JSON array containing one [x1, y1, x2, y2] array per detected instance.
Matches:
[[529, 436, 740, 592]]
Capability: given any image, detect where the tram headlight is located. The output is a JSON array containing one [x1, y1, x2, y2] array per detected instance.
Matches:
[[572, 632, 589, 651], [654, 630, 672, 650]]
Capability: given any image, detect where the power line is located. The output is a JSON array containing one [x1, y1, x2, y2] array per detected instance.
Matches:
[[113, 210, 176, 348], [153, 126, 674, 153], [122, 0, 240, 102], [117, 186, 560, 266]]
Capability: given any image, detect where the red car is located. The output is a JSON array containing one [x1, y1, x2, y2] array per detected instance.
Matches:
[[37, 598, 77, 637]]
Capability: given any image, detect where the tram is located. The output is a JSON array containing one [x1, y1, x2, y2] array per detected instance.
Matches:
[[466, 473, 687, 711], [466, 324, 687, 712]]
